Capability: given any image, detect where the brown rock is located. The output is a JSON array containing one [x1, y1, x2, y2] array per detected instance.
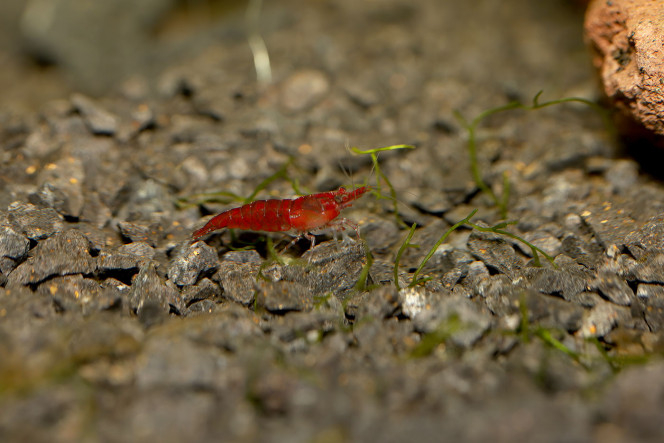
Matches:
[[585, 0, 664, 135]]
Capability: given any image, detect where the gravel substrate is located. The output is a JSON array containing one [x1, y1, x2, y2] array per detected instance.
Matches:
[[1, 1, 663, 442]]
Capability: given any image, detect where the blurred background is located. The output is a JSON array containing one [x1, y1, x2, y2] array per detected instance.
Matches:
[[0, 0, 590, 114], [0, 0, 255, 110]]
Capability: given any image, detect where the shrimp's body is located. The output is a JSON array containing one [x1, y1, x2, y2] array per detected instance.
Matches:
[[193, 186, 369, 249]]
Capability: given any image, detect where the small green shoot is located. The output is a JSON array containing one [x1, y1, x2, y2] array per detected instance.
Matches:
[[178, 157, 303, 210], [351, 144, 415, 227], [454, 91, 612, 219], [534, 328, 582, 363], [394, 223, 419, 291], [465, 220, 555, 268], [176, 190, 244, 210], [242, 157, 303, 203], [399, 210, 556, 290], [409, 314, 463, 358], [407, 210, 478, 288], [516, 292, 585, 367], [354, 240, 376, 291]]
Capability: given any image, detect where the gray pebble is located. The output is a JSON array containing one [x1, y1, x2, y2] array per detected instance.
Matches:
[[592, 273, 633, 306], [636, 283, 664, 332], [71, 93, 118, 135], [37, 275, 120, 314], [355, 285, 400, 320], [523, 267, 587, 301], [215, 262, 260, 306], [129, 263, 182, 316], [625, 213, 664, 260], [117, 221, 163, 247], [579, 203, 636, 250], [98, 242, 155, 274], [280, 70, 330, 113], [0, 225, 30, 274], [467, 228, 522, 279], [629, 253, 664, 283], [181, 278, 221, 306], [8, 229, 95, 286], [412, 295, 492, 348], [7, 202, 64, 240], [255, 280, 313, 314], [167, 241, 219, 286]]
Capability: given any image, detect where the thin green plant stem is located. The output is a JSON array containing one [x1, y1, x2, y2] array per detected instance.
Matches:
[[394, 223, 418, 291], [408, 209, 477, 288], [455, 91, 613, 219], [466, 221, 556, 267], [244, 157, 294, 203], [351, 144, 414, 228], [354, 240, 375, 291]]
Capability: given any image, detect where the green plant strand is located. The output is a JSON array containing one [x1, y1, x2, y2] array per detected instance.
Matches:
[[407, 210, 477, 288], [455, 91, 612, 219], [244, 157, 294, 203], [465, 221, 556, 267], [394, 223, 419, 291], [402, 210, 557, 289], [351, 144, 414, 228], [354, 240, 376, 291]]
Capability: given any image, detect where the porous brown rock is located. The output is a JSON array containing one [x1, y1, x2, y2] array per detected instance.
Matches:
[[585, 0, 664, 135]]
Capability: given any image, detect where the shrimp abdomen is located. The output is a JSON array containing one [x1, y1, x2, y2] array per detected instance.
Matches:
[[193, 199, 294, 239]]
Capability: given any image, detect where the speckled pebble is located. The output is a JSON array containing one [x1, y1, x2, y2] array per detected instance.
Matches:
[[167, 241, 219, 286]]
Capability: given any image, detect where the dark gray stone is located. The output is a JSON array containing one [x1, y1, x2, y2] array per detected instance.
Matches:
[[625, 213, 664, 260], [255, 280, 313, 313], [579, 202, 636, 249], [37, 275, 121, 314], [356, 285, 400, 320], [221, 250, 262, 265], [0, 225, 30, 274], [167, 241, 219, 286], [117, 221, 163, 247], [135, 337, 225, 390], [128, 263, 182, 317], [215, 261, 260, 306], [185, 299, 218, 315], [636, 283, 664, 332], [629, 253, 664, 284], [515, 230, 562, 258], [8, 229, 95, 286], [29, 156, 85, 218], [412, 295, 492, 348], [98, 242, 155, 273], [560, 233, 603, 268], [467, 228, 522, 279], [578, 301, 630, 338], [176, 306, 263, 352], [524, 267, 587, 301], [520, 290, 585, 333], [599, 362, 664, 442], [181, 278, 221, 306], [592, 273, 633, 306], [7, 203, 64, 240], [71, 93, 118, 135]]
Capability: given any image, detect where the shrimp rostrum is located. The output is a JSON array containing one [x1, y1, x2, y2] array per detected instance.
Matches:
[[193, 186, 370, 251]]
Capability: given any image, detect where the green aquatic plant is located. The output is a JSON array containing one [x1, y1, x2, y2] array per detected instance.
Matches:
[[176, 157, 302, 209], [454, 91, 612, 219], [351, 144, 415, 228], [394, 209, 556, 290]]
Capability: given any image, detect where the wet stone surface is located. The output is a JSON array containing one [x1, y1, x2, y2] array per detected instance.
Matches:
[[1, 0, 664, 442]]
